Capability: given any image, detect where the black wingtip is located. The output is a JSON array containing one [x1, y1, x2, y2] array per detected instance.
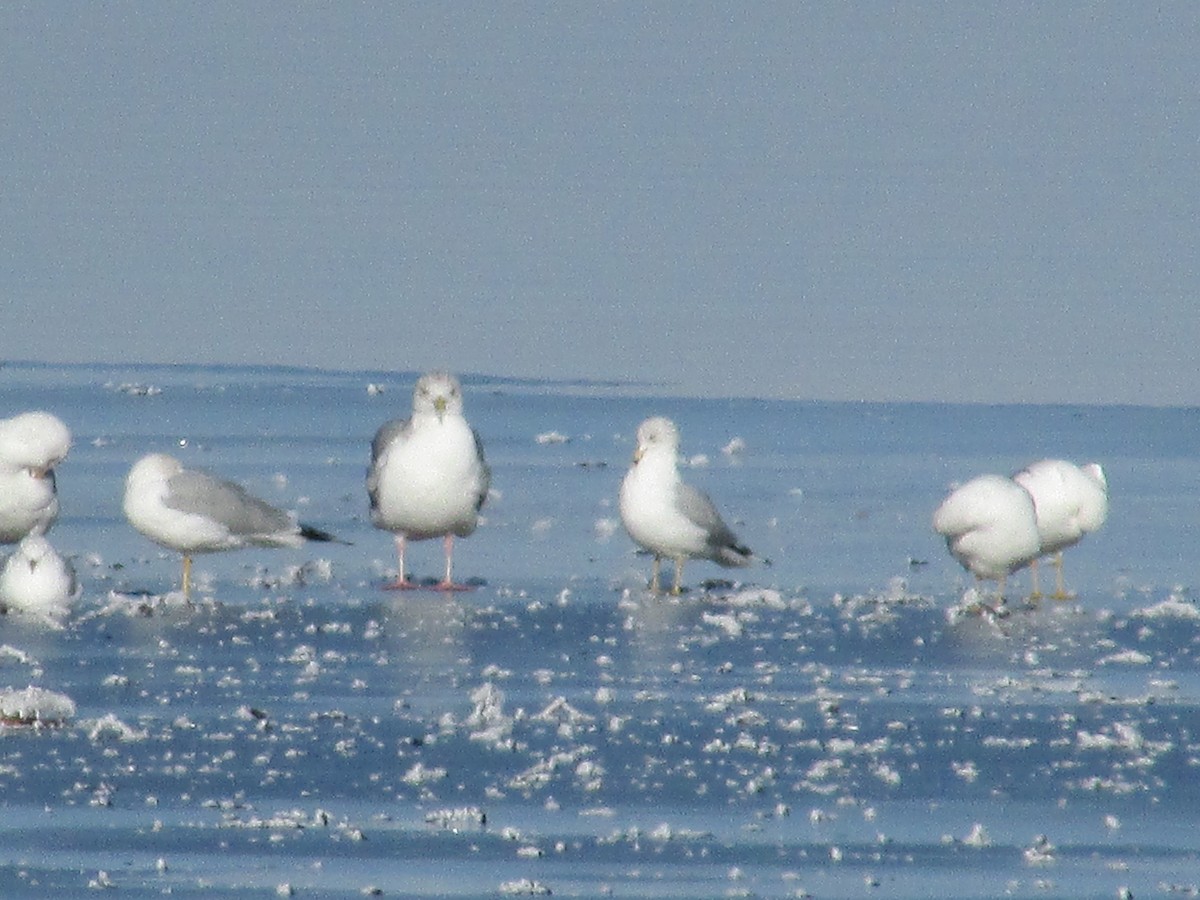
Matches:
[[300, 524, 352, 546]]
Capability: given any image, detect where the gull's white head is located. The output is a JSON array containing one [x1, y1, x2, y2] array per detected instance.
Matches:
[[15, 534, 53, 568], [633, 416, 681, 462], [126, 453, 184, 491], [1077, 462, 1109, 533], [412, 371, 465, 421], [0, 411, 71, 475], [1081, 462, 1106, 491]]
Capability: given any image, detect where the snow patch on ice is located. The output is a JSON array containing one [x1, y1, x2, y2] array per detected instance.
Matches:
[[1097, 649, 1152, 666], [402, 763, 448, 785], [0, 686, 75, 725], [85, 714, 148, 742], [465, 682, 514, 746], [1133, 595, 1200, 620]]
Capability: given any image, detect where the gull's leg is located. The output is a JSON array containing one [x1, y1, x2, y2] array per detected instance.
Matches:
[[670, 558, 685, 595], [383, 534, 418, 590], [181, 554, 192, 598], [1051, 551, 1071, 600], [649, 556, 661, 594], [435, 534, 475, 592], [1028, 558, 1043, 601]]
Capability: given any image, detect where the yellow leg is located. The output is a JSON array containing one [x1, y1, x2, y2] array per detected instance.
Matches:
[[182, 554, 192, 599], [1051, 551, 1072, 600], [1028, 558, 1043, 601], [649, 556, 661, 594], [670, 558, 684, 595]]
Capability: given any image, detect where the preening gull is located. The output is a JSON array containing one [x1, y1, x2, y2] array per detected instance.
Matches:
[[933, 473, 1041, 604], [619, 416, 754, 595], [1013, 459, 1108, 599], [0, 411, 71, 543], [123, 453, 339, 597], [367, 372, 490, 591], [0, 534, 77, 626]]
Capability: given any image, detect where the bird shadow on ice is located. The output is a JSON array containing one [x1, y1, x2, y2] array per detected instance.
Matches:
[[77, 588, 203, 624], [617, 589, 695, 678], [376, 590, 468, 676], [940, 589, 1102, 664]]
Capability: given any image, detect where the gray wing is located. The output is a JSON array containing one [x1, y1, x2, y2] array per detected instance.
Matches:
[[472, 427, 491, 512], [165, 469, 291, 537], [366, 418, 410, 511], [675, 481, 753, 564]]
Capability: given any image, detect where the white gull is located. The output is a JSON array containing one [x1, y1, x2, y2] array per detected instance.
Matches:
[[367, 372, 490, 591], [0, 411, 71, 543], [619, 416, 754, 595], [933, 473, 1041, 604], [0, 534, 77, 626], [1013, 458, 1108, 599], [123, 453, 338, 597]]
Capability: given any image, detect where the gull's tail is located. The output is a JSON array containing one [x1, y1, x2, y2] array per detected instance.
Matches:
[[299, 524, 351, 546], [714, 541, 756, 568]]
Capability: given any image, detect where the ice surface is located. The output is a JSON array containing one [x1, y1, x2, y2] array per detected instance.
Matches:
[[0, 362, 1198, 897]]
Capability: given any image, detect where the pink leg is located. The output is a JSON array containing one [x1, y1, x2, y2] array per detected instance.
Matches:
[[382, 534, 419, 590], [435, 533, 474, 592]]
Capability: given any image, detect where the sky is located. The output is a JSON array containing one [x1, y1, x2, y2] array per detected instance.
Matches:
[[2, 3, 1198, 405]]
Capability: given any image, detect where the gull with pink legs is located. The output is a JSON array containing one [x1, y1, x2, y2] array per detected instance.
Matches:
[[367, 372, 490, 591]]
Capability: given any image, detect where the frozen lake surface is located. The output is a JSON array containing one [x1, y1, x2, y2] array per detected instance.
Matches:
[[2, 361, 1200, 898]]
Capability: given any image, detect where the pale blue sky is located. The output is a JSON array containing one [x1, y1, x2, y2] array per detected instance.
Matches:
[[3, 3, 1197, 404]]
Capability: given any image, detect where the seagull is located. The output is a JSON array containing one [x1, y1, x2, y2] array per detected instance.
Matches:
[[0, 534, 77, 626], [0, 411, 71, 543], [367, 372, 490, 591], [1013, 459, 1108, 599], [123, 453, 340, 597], [933, 473, 1042, 605], [619, 416, 755, 595]]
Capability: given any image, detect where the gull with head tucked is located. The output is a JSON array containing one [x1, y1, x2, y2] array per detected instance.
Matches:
[[933, 473, 1041, 605], [367, 372, 491, 591], [0, 411, 71, 544], [0, 534, 78, 626], [619, 416, 755, 595], [1013, 458, 1108, 600], [123, 453, 339, 598]]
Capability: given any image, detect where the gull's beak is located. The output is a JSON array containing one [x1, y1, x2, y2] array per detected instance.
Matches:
[[27, 465, 52, 480], [433, 396, 447, 420], [632, 445, 644, 464]]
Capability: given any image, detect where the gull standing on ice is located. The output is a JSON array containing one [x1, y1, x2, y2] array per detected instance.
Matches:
[[0, 534, 77, 626], [123, 453, 340, 598], [367, 372, 490, 591], [0, 411, 71, 543], [619, 416, 755, 595], [1013, 459, 1108, 600], [933, 473, 1041, 604]]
